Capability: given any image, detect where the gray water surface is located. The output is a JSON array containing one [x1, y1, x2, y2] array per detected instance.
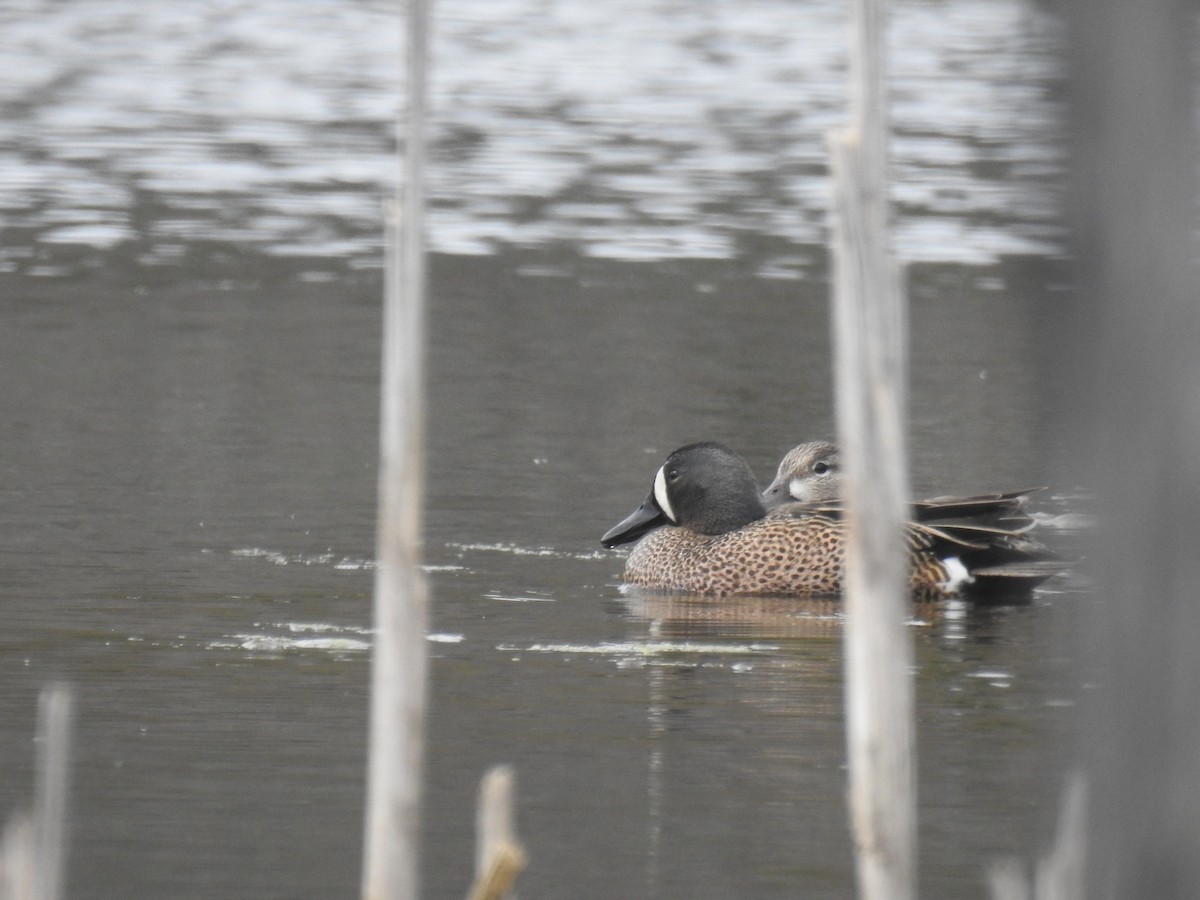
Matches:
[[0, 1, 1080, 897], [0, 0, 1064, 273]]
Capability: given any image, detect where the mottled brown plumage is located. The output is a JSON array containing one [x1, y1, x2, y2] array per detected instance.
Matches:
[[761, 440, 1064, 593], [603, 442, 1060, 598], [622, 506, 963, 597]]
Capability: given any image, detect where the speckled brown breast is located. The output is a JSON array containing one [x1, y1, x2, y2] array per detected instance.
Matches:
[[621, 513, 952, 597]]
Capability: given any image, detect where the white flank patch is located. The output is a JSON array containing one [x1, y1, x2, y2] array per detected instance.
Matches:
[[941, 556, 974, 592], [653, 465, 677, 522]]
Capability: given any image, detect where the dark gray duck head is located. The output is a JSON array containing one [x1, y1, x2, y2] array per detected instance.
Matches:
[[601, 442, 768, 548]]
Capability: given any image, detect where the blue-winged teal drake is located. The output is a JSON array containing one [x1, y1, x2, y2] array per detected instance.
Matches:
[[602, 441, 1060, 598]]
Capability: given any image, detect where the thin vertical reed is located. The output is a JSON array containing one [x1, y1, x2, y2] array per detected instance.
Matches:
[[828, 0, 915, 896], [0, 685, 73, 900], [987, 774, 1087, 900], [466, 766, 525, 900], [1, 813, 36, 900], [361, 1, 431, 898], [32, 686, 71, 900]]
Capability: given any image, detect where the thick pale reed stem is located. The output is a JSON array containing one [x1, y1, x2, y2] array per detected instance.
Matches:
[[828, 0, 916, 896], [361, 2, 431, 898]]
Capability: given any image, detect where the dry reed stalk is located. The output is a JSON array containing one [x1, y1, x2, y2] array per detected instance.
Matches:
[[361, 1, 431, 897], [828, 0, 916, 896]]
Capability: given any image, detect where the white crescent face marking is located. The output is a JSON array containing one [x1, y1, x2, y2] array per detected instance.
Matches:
[[788, 476, 807, 501], [653, 465, 677, 523]]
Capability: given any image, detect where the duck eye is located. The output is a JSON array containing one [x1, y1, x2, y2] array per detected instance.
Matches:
[[813, 462, 830, 476], [666, 468, 680, 482]]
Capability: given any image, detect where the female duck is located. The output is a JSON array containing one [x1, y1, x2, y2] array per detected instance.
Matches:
[[762, 441, 1051, 534], [762, 440, 840, 506]]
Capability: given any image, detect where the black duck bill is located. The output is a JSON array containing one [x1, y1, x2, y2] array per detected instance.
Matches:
[[601, 490, 669, 548]]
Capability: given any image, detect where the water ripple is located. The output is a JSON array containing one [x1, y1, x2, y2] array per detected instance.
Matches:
[[0, 0, 1066, 275]]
